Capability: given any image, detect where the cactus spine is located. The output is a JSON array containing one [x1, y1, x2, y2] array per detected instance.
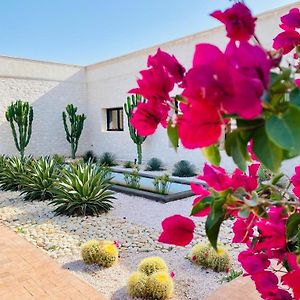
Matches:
[[124, 95, 146, 164], [62, 104, 86, 159], [5, 100, 33, 157]]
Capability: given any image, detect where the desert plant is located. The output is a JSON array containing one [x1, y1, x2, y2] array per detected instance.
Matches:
[[62, 104, 86, 159], [138, 256, 168, 276], [52, 154, 65, 166], [153, 174, 171, 195], [98, 152, 117, 166], [20, 157, 59, 201], [145, 157, 164, 171], [50, 163, 115, 216], [148, 271, 174, 300], [220, 269, 243, 283], [172, 160, 196, 177], [128, 271, 149, 299], [0, 156, 32, 191], [123, 160, 134, 168], [190, 243, 231, 272], [81, 240, 118, 268], [124, 167, 141, 189], [5, 100, 33, 157], [124, 94, 147, 164], [83, 150, 97, 163]]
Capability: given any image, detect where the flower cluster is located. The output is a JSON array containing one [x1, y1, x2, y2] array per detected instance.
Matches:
[[129, 2, 300, 300]]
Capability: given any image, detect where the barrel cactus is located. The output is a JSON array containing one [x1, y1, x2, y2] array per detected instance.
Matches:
[[81, 240, 118, 268], [124, 94, 146, 164], [128, 271, 149, 298], [62, 104, 86, 159], [138, 256, 168, 275], [5, 100, 33, 157], [148, 271, 174, 300]]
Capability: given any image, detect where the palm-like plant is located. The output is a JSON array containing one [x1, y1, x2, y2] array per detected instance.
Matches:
[[50, 162, 115, 216], [0, 156, 32, 191], [20, 157, 60, 201]]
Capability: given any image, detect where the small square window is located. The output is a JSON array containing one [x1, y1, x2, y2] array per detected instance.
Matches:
[[106, 108, 124, 131]]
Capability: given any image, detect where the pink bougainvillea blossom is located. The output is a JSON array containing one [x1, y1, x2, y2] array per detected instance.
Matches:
[[130, 100, 169, 136], [273, 30, 300, 54], [191, 182, 210, 217], [282, 254, 300, 300], [232, 213, 256, 243], [211, 3, 256, 41], [281, 8, 300, 29], [158, 215, 195, 246], [291, 166, 300, 198], [238, 250, 270, 275]]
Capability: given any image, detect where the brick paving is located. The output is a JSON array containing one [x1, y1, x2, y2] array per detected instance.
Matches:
[[0, 225, 107, 300]]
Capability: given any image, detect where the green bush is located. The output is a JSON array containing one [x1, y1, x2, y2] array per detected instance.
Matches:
[[52, 154, 65, 165], [145, 158, 164, 171], [83, 150, 97, 163], [0, 156, 32, 191], [172, 160, 196, 177], [124, 167, 141, 189], [153, 174, 171, 195], [98, 152, 117, 166], [51, 162, 115, 216], [20, 157, 59, 201], [123, 161, 134, 168]]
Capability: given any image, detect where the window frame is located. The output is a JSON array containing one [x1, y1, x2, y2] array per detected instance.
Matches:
[[106, 107, 124, 131]]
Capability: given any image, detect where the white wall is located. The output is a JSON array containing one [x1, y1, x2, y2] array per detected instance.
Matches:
[[0, 56, 89, 156], [85, 2, 300, 173]]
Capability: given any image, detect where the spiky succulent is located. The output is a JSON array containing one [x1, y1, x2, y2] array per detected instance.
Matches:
[[127, 271, 149, 298], [138, 256, 168, 276], [20, 157, 60, 201], [50, 162, 115, 216], [148, 271, 174, 300]]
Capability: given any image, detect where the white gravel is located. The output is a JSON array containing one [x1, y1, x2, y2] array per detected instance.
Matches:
[[0, 190, 243, 300]]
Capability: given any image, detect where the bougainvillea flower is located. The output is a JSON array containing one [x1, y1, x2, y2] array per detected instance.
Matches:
[[225, 41, 271, 89], [211, 3, 256, 41], [273, 30, 300, 54], [281, 8, 300, 29], [191, 183, 210, 217], [238, 250, 270, 275], [130, 100, 169, 136], [147, 48, 186, 83], [232, 214, 256, 243], [178, 102, 223, 149], [231, 163, 259, 192], [129, 66, 174, 101], [251, 271, 279, 296], [295, 79, 300, 88], [291, 166, 300, 198], [198, 164, 233, 191], [158, 215, 195, 246]]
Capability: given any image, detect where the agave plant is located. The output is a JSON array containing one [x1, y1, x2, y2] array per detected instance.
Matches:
[[50, 162, 115, 216], [20, 157, 60, 201], [0, 156, 32, 191]]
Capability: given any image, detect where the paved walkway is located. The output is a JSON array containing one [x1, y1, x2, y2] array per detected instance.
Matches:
[[0, 225, 107, 300]]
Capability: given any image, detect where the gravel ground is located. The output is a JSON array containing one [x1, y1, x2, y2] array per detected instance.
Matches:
[[0, 191, 243, 300]]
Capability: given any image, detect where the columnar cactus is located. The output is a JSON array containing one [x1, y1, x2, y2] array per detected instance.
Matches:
[[124, 94, 146, 164], [5, 100, 33, 157], [62, 104, 86, 159]]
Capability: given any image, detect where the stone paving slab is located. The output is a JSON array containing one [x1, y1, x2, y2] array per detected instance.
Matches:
[[0, 225, 107, 300]]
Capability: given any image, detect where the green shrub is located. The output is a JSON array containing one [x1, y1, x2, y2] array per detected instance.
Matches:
[[145, 158, 164, 171], [0, 156, 32, 191], [20, 157, 59, 201], [172, 160, 196, 177], [83, 150, 97, 163], [52, 154, 65, 165], [123, 160, 134, 168], [50, 162, 115, 216], [124, 167, 141, 189], [153, 174, 171, 195], [98, 152, 117, 166]]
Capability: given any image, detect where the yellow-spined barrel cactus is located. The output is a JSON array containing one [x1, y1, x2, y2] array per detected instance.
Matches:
[[138, 256, 168, 275], [190, 243, 231, 272], [128, 271, 149, 298], [148, 271, 174, 300], [81, 240, 118, 268]]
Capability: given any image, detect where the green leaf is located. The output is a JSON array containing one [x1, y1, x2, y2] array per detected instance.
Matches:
[[238, 208, 250, 219], [205, 197, 226, 250], [266, 105, 300, 153], [286, 213, 300, 240], [225, 131, 249, 171], [167, 121, 179, 150], [290, 88, 300, 108], [191, 196, 213, 216], [202, 145, 221, 166], [252, 126, 283, 172]]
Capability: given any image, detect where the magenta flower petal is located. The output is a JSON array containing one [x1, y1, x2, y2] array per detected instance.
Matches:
[[281, 8, 300, 29], [273, 30, 300, 54]]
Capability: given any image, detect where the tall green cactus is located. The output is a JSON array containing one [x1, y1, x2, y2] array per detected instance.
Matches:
[[5, 100, 33, 158], [124, 95, 146, 165], [62, 104, 86, 159]]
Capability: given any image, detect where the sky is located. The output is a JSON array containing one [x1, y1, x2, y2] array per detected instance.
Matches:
[[0, 0, 298, 65]]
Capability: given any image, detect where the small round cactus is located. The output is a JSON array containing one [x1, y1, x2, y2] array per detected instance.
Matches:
[[190, 243, 231, 272], [148, 271, 174, 300], [138, 256, 168, 275], [81, 240, 118, 268], [127, 271, 149, 298]]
